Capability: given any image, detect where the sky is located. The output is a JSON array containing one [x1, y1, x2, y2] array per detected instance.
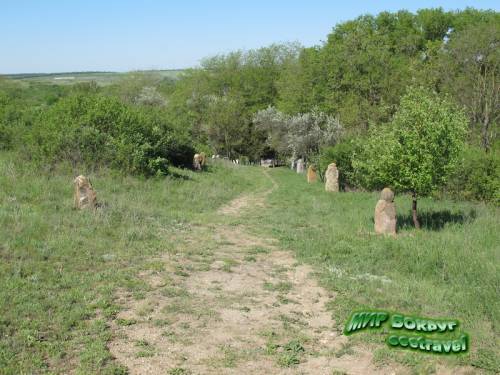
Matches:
[[1, 0, 498, 74]]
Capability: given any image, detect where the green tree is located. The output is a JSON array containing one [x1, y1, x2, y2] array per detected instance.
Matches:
[[354, 87, 468, 228], [165, 43, 300, 159], [296, 11, 426, 133], [277, 46, 327, 114], [202, 94, 246, 158], [439, 20, 499, 151]]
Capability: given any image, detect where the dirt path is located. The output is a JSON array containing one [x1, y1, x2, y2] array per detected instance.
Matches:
[[108, 170, 400, 374]]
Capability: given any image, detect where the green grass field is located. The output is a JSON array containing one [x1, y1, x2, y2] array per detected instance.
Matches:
[[0, 155, 498, 373], [247, 168, 499, 373], [0, 153, 266, 374]]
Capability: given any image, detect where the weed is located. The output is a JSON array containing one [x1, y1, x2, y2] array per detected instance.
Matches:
[[221, 258, 239, 273], [168, 368, 191, 375], [263, 281, 292, 293], [135, 339, 155, 358], [244, 255, 257, 262], [277, 339, 305, 367], [116, 318, 137, 326], [335, 342, 354, 358], [248, 246, 270, 255]]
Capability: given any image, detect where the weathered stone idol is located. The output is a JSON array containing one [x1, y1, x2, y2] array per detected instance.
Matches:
[[325, 163, 339, 192], [193, 153, 203, 170], [296, 159, 305, 174], [199, 152, 207, 167], [374, 187, 397, 235], [307, 165, 318, 183], [73, 175, 97, 209]]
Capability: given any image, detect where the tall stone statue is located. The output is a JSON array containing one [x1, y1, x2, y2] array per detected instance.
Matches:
[[374, 188, 397, 235], [73, 175, 97, 210], [307, 165, 318, 183], [325, 163, 339, 192]]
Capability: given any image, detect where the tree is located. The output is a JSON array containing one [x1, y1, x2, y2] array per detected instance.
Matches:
[[439, 20, 499, 151], [277, 46, 327, 115], [202, 94, 246, 158], [308, 11, 426, 133], [134, 86, 166, 107], [252, 106, 289, 158], [108, 71, 162, 104], [286, 109, 342, 162], [165, 43, 300, 158], [354, 87, 468, 228], [253, 106, 342, 162]]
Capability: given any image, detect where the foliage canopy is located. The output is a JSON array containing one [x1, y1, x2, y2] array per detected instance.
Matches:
[[354, 87, 469, 196]]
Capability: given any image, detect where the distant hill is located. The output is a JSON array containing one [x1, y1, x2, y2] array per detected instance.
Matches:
[[3, 69, 184, 85]]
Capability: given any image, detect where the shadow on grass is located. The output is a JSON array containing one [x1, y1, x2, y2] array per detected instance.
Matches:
[[397, 209, 477, 231], [169, 171, 192, 180], [169, 164, 218, 179]]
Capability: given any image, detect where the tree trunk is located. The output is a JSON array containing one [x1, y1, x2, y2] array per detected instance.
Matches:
[[412, 192, 420, 229], [481, 110, 491, 153]]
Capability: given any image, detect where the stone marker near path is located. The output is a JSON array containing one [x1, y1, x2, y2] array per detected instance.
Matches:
[[374, 187, 397, 235], [199, 152, 207, 167], [296, 159, 305, 174], [73, 175, 97, 210], [193, 153, 203, 171], [307, 165, 318, 183], [325, 163, 339, 192]]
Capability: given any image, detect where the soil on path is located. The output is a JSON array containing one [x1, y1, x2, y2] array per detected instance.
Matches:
[[108, 170, 403, 374]]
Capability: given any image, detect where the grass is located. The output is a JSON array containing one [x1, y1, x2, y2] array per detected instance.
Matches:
[[168, 368, 191, 375], [263, 281, 293, 293], [263, 336, 306, 367], [1, 152, 498, 373], [221, 258, 239, 272], [245, 167, 500, 373], [0, 152, 266, 374], [203, 344, 252, 369], [135, 339, 155, 358]]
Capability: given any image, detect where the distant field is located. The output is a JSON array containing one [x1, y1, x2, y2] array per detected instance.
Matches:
[[4, 70, 184, 85]]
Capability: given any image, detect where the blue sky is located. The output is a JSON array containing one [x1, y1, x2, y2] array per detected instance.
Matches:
[[1, 0, 498, 74]]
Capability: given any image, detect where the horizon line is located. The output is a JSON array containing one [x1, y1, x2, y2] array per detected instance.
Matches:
[[2, 68, 187, 77]]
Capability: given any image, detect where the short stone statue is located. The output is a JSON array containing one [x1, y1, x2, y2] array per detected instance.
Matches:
[[374, 187, 397, 235], [325, 163, 339, 192], [74, 175, 97, 210], [307, 165, 318, 183], [193, 154, 203, 171]]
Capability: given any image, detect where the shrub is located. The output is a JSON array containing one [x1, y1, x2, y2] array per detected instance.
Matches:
[[27, 93, 194, 175], [0, 110, 15, 150], [0, 104, 40, 154], [253, 106, 342, 162], [446, 146, 500, 204], [319, 139, 362, 189], [0, 93, 22, 150]]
